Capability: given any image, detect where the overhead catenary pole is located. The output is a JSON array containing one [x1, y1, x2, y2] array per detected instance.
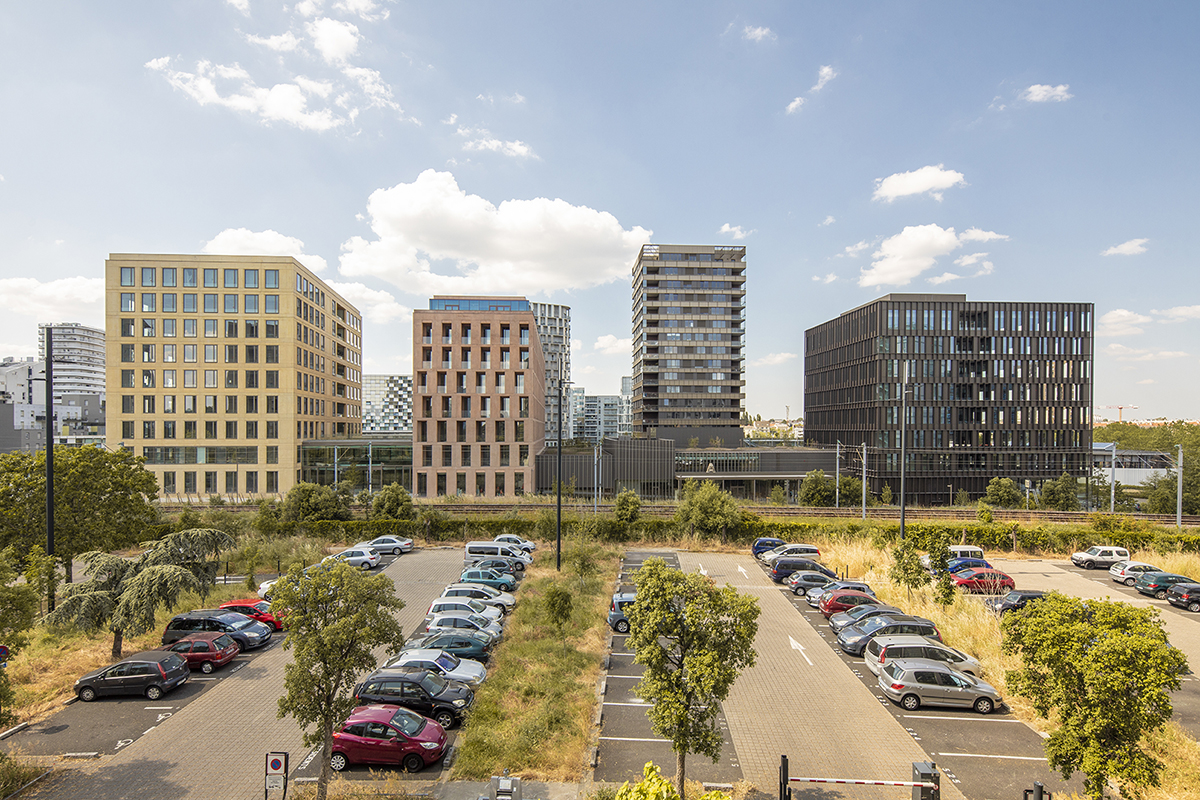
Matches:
[[861, 442, 867, 520], [899, 362, 908, 540], [556, 379, 563, 571], [1177, 444, 1184, 529], [44, 327, 55, 611], [835, 441, 840, 508], [1110, 441, 1118, 512]]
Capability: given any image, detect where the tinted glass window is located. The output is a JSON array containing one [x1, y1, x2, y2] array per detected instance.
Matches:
[[436, 653, 460, 671], [391, 707, 424, 736], [343, 723, 367, 737], [420, 673, 448, 694], [914, 671, 939, 685], [215, 635, 235, 649], [163, 654, 186, 671]]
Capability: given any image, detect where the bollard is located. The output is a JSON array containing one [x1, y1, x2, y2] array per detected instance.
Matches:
[[912, 761, 939, 800], [1023, 782, 1049, 800], [778, 755, 790, 800]]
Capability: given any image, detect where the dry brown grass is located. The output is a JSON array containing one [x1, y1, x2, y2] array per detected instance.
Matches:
[[1132, 549, 1200, 580]]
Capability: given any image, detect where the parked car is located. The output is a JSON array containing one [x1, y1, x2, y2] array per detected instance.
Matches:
[[463, 541, 532, 571], [355, 536, 415, 555], [494, 534, 536, 552], [828, 604, 904, 635], [74, 650, 190, 702], [423, 611, 503, 641], [760, 544, 822, 564], [864, 635, 982, 678], [1110, 561, 1163, 587], [427, 597, 503, 624], [950, 568, 1015, 594], [155, 632, 240, 674], [324, 547, 382, 570], [770, 557, 831, 584], [751, 537, 786, 558], [331, 704, 448, 773], [459, 568, 516, 592], [919, 545, 985, 571], [441, 583, 515, 613], [982, 589, 1048, 616], [162, 610, 273, 651], [878, 659, 1002, 714], [806, 581, 873, 608], [383, 649, 487, 686], [837, 614, 941, 656], [468, 556, 527, 578], [219, 599, 283, 631], [776, 558, 836, 580], [608, 591, 636, 633], [786, 571, 835, 595], [942, 557, 993, 575], [820, 590, 880, 618], [353, 667, 474, 729], [1166, 583, 1200, 613], [1071, 545, 1131, 570], [401, 631, 494, 663], [1135, 571, 1196, 600]]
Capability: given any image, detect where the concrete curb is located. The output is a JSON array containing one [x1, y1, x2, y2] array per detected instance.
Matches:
[[61, 753, 100, 759], [0, 722, 28, 740]]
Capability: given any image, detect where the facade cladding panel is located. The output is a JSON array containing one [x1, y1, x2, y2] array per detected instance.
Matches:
[[105, 253, 364, 500], [363, 374, 413, 433], [532, 302, 570, 438], [412, 297, 546, 499], [804, 293, 1094, 505], [631, 243, 746, 447]]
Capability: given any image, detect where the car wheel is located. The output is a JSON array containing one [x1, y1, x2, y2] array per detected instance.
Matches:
[[434, 710, 456, 729], [615, 620, 630, 634], [200, 661, 215, 674], [330, 752, 348, 772], [974, 697, 994, 715], [362, 562, 372, 570], [403, 753, 425, 773], [514, 563, 525, 572], [78, 686, 96, 702], [500, 583, 513, 592], [1125, 577, 1137, 587], [1083, 561, 1095, 570], [1189, 601, 1200, 613], [145, 685, 163, 701], [393, 547, 402, 556], [1156, 589, 1169, 600], [900, 694, 920, 711]]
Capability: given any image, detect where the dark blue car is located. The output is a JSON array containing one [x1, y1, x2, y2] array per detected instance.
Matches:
[[752, 537, 785, 558], [944, 557, 993, 575]]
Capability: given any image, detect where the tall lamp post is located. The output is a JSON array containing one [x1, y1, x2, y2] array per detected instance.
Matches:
[[44, 327, 55, 612], [1177, 444, 1184, 529], [835, 441, 841, 508], [860, 442, 867, 520], [1108, 441, 1118, 512], [899, 363, 910, 540], [555, 377, 572, 571]]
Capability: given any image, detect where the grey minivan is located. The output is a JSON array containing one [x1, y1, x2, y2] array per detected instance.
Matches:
[[74, 650, 190, 701]]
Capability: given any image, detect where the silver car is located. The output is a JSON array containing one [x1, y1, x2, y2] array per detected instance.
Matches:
[[864, 634, 982, 678], [1109, 560, 1162, 587], [428, 597, 504, 623], [355, 536, 414, 555], [878, 659, 1002, 714], [494, 534, 536, 552], [383, 648, 488, 686], [759, 544, 821, 564], [323, 547, 382, 570], [442, 583, 516, 613], [423, 611, 503, 642]]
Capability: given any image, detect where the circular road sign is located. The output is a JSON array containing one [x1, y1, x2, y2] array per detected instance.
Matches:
[[0, 645, 9, 660]]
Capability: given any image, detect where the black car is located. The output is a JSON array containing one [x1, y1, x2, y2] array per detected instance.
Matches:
[[74, 650, 190, 702], [402, 630, 494, 663], [1166, 582, 1200, 612], [982, 589, 1048, 616], [769, 557, 833, 584], [353, 666, 474, 729], [836, 614, 941, 656], [162, 610, 273, 651]]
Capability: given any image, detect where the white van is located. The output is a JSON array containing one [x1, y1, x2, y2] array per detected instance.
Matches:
[[919, 544, 985, 570], [464, 541, 533, 568]]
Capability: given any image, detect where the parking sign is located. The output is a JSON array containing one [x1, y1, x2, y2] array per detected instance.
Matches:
[[265, 752, 288, 797]]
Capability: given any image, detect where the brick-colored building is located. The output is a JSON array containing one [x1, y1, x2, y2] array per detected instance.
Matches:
[[412, 297, 545, 498]]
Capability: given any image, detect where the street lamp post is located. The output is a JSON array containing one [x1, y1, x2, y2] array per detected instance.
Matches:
[[947, 484, 953, 507], [1177, 444, 1184, 529], [899, 363, 910, 540], [861, 442, 867, 520], [835, 441, 841, 508], [1109, 442, 1118, 512], [556, 376, 572, 571]]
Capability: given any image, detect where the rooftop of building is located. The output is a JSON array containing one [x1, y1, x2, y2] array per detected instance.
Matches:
[[426, 297, 531, 311]]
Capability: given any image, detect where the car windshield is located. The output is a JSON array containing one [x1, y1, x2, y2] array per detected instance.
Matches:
[[232, 618, 257, 631], [468, 614, 489, 627], [857, 616, 894, 634], [1086, 547, 1103, 555], [435, 652, 460, 671], [466, 599, 486, 613], [390, 706, 426, 736], [215, 635, 235, 649], [420, 673, 448, 694], [1002, 591, 1019, 602], [253, 601, 271, 613], [847, 604, 882, 620]]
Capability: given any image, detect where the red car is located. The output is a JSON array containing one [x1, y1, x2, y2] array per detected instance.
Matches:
[[951, 568, 1016, 594], [819, 590, 880, 619], [331, 704, 448, 773], [220, 599, 283, 631], [156, 632, 239, 674]]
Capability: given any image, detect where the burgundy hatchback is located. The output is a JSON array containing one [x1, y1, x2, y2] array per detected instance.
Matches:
[[156, 632, 239, 674], [951, 568, 1015, 594], [220, 599, 283, 631], [820, 590, 881, 619], [331, 704, 448, 773]]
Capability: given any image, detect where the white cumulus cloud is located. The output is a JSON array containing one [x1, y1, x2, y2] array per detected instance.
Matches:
[[718, 223, 755, 240], [751, 352, 797, 367], [858, 224, 1006, 288], [334, 0, 389, 20], [325, 281, 408, 323], [811, 273, 837, 284], [226, 0, 250, 13], [246, 32, 300, 51], [819, 215, 835, 227], [202, 227, 329, 272], [743, 26, 776, 42], [1104, 343, 1187, 362], [1022, 84, 1073, 102], [1096, 309, 1152, 337], [0, 277, 104, 325], [1101, 238, 1149, 256], [307, 17, 361, 64], [841, 240, 870, 257], [456, 127, 535, 158], [811, 65, 838, 92], [785, 97, 804, 114], [594, 335, 632, 355], [338, 169, 652, 297], [873, 164, 966, 202], [1153, 305, 1200, 323]]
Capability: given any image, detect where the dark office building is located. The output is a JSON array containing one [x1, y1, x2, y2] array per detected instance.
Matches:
[[804, 294, 1094, 505]]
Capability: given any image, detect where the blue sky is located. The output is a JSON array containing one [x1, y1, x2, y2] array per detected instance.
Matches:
[[2, 2, 1198, 421]]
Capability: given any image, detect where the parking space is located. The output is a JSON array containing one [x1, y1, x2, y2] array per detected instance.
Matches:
[[595, 550, 743, 785]]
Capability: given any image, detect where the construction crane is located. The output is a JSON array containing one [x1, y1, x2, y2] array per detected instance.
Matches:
[[1097, 405, 1140, 423]]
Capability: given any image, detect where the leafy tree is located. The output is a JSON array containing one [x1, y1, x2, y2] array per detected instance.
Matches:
[[1003, 594, 1188, 798], [836, 475, 864, 506], [251, 500, 282, 537], [274, 561, 405, 800], [281, 482, 350, 523], [984, 477, 1024, 509], [542, 583, 573, 644], [889, 539, 930, 598], [47, 528, 232, 658], [1040, 472, 1081, 512], [769, 484, 786, 505], [0, 446, 159, 585], [614, 488, 642, 525], [926, 533, 956, 607], [674, 481, 740, 539], [880, 483, 893, 505], [626, 558, 759, 800], [565, 538, 601, 591], [976, 501, 994, 524], [954, 487, 972, 507], [0, 547, 39, 726], [371, 483, 416, 521], [614, 761, 729, 800], [22, 544, 55, 615], [798, 469, 834, 507]]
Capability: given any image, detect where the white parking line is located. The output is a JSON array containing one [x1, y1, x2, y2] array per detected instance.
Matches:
[[143, 706, 174, 710], [905, 715, 1022, 722], [603, 701, 649, 706], [611, 652, 635, 656], [937, 752, 1046, 761], [600, 736, 670, 742], [606, 674, 642, 678]]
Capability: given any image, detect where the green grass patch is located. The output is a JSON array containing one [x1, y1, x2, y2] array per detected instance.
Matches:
[[451, 543, 621, 781], [0, 752, 47, 797]]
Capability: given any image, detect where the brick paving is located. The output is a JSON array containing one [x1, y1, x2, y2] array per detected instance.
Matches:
[[29, 547, 466, 800], [674, 552, 966, 800]]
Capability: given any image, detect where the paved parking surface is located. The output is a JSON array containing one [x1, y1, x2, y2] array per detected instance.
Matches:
[[595, 551, 742, 785]]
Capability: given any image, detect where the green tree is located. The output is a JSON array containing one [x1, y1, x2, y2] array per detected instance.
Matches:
[[0, 446, 159, 586], [273, 561, 405, 800], [542, 582, 573, 644], [769, 484, 786, 505], [22, 544, 55, 615], [0, 547, 39, 726], [1090, 467, 1136, 512], [798, 469, 834, 507], [1040, 472, 1081, 512], [281, 482, 350, 523], [984, 477, 1024, 508], [976, 501, 994, 524], [371, 483, 416, 521], [47, 528, 232, 658], [954, 487, 972, 507], [836, 475, 863, 506], [926, 533, 956, 607], [251, 499, 282, 537], [1003, 594, 1188, 798], [686, 438, 699, 449], [880, 483, 893, 505], [673, 481, 741, 539], [565, 538, 601, 591], [626, 558, 759, 800], [614, 762, 729, 800], [889, 539, 930, 598], [614, 488, 642, 526]]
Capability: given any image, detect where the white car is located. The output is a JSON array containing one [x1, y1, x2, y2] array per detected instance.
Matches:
[[759, 544, 821, 564], [494, 534, 536, 553], [323, 547, 382, 570], [428, 597, 504, 623], [354, 536, 414, 556], [1071, 546, 1131, 570], [383, 648, 488, 686], [1110, 560, 1163, 586], [423, 612, 502, 642]]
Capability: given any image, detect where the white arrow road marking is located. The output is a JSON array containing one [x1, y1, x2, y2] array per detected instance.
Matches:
[[698, 563, 708, 576], [738, 565, 748, 578], [789, 636, 813, 665]]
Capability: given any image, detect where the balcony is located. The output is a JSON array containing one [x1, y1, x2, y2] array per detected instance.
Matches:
[[421, 336, 432, 344], [437, 386, 450, 394], [442, 336, 452, 344], [420, 360, 433, 369]]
